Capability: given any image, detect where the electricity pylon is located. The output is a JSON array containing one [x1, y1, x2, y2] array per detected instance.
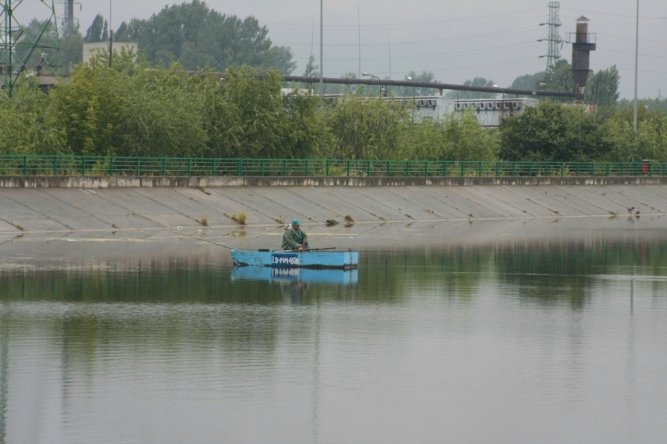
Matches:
[[538, 1, 563, 75], [1, 0, 61, 96]]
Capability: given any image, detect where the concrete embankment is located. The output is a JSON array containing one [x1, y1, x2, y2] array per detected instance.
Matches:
[[0, 175, 665, 266]]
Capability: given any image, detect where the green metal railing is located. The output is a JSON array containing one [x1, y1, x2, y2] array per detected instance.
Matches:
[[0, 154, 663, 178]]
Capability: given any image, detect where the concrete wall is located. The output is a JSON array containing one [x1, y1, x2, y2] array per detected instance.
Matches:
[[1, 175, 666, 188]]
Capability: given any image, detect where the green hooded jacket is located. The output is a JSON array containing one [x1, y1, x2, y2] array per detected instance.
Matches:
[[281, 225, 308, 250]]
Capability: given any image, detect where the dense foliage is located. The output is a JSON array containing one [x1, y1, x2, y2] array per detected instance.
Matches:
[[498, 101, 610, 161], [1, 58, 667, 162], [113, 0, 295, 75]]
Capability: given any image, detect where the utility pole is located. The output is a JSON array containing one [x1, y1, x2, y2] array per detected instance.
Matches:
[[633, 0, 639, 134], [64, 0, 75, 31], [319, 0, 323, 95], [108, 0, 113, 67]]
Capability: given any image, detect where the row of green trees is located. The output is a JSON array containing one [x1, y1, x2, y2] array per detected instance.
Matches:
[[1, 58, 667, 162], [54, 0, 295, 77]]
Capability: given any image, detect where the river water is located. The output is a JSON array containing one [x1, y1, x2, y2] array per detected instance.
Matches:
[[1, 239, 667, 444]]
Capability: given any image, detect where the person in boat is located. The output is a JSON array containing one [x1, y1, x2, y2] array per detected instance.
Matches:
[[282, 219, 309, 251]]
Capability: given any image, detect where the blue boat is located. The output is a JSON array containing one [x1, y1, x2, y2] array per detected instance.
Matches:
[[231, 249, 359, 270], [231, 266, 358, 285]]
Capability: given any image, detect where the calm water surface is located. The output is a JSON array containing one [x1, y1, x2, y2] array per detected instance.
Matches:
[[2, 240, 667, 444]]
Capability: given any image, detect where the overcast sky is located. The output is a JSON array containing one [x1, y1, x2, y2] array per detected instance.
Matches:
[[24, 0, 667, 99]]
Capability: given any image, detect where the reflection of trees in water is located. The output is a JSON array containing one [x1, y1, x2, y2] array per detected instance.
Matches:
[[360, 248, 487, 303], [2, 239, 667, 383], [1, 238, 666, 308], [493, 239, 667, 308]]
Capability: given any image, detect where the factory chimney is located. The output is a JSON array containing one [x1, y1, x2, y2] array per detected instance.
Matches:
[[571, 16, 596, 101]]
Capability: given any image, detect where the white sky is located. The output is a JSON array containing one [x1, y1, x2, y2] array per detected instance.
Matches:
[[22, 0, 667, 99]]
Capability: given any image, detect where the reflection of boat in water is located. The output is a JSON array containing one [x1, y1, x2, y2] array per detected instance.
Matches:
[[231, 249, 359, 270], [231, 266, 358, 285]]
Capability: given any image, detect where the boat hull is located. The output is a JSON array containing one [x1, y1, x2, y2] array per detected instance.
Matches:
[[231, 249, 359, 270]]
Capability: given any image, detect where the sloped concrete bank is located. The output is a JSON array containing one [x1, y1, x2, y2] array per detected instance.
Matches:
[[0, 176, 665, 266], [0, 175, 665, 232], [0, 175, 666, 188]]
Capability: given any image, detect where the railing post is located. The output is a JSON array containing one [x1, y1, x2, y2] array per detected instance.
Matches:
[[325, 159, 330, 176], [366, 160, 371, 177], [305, 159, 309, 176], [162, 158, 167, 176], [23, 155, 28, 175], [81, 157, 87, 176], [346, 160, 350, 177], [52, 156, 58, 175], [495, 162, 500, 176]]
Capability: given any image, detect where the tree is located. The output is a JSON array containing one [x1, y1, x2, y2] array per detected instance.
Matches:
[[327, 73, 360, 95], [11, 19, 63, 77], [396, 112, 499, 161], [114, 1, 295, 74], [198, 66, 300, 158], [445, 77, 496, 99], [395, 71, 438, 97], [442, 111, 499, 161], [542, 60, 573, 95], [498, 101, 610, 161], [262, 46, 296, 75], [396, 120, 449, 159], [282, 92, 332, 158], [302, 55, 318, 78], [84, 14, 107, 42], [50, 55, 208, 156], [602, 106, 667, 161], [0, 80, 65, 153], [326, 95, 408, 159], [60, 26, 84, 73], [619, 98, 667, 114], [511, 72, 547, 90], [585, 65, 620, 109]]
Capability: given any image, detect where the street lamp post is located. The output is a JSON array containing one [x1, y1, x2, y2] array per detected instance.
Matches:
[[407, 75, 415, 123], [493, 84, 506, 122], [362, 72, 385, 97]]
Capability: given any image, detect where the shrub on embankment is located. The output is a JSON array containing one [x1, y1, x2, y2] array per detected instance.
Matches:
[[1, 60, 667, 162]]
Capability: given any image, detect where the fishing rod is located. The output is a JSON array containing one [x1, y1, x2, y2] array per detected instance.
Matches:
[[273, 247, 338, 253], [178, 228, 340, 252], [176, 230, 235, 250]]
